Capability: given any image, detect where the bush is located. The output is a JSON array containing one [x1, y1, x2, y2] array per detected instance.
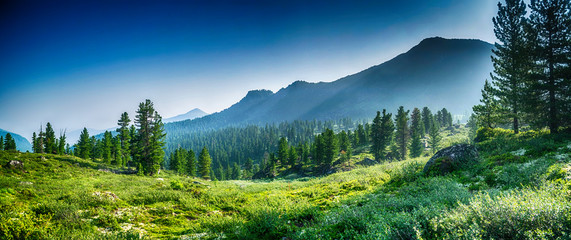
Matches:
[[431, 184, 571, 239]]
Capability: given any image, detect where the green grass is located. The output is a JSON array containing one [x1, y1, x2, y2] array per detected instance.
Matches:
[[1, 127, 570, 239]]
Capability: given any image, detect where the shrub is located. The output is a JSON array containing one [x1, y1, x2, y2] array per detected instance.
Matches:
[[431, 184, 571, 239]]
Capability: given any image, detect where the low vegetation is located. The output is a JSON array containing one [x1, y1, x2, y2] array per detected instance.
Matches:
[[1, 127, 570, 239]]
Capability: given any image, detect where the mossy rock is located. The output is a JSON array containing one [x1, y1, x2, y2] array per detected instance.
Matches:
[[423, 144, 479, 175]]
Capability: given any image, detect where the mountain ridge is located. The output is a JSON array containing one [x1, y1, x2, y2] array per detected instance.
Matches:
[[0, 128, 32, 152], [165, 37, 493, 135]]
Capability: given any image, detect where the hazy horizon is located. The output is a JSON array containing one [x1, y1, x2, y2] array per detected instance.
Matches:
[[1, 0, 497, 141]]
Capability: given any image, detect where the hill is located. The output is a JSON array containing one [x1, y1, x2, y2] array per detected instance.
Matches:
[[0, 129, 32, 152], [164, 108, 208, 123], [166, 37, 493, 134], [1, 129, 570, 239]]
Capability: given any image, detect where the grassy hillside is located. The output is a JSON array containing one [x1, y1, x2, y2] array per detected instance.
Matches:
[[1, 128, 570, 239]]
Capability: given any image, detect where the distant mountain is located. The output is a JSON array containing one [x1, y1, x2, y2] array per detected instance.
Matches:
[[0, 129, 32, 152], [166, 37, 493, 134], [164, 108, 208, 123]]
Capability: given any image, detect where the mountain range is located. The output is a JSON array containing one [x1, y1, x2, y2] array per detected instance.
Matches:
[[165, 37, 493, 134], [0, 129, 32, 152], [164, 108, 208, 123]]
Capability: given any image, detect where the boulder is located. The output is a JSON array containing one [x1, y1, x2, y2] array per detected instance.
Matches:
[[423, 144, 479, 175]]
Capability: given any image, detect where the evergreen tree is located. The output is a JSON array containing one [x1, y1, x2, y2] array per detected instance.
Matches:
[[44, 122, 56, 154], [338, 130, 352, 162], [356, 124, 366, 146], [198, 146, 212, 179], [277, 137, 288, 166], [58, 132, 66, 155], [421, 107, 432, 136], [322, 128, 338, 170], [409, 107, 424, 158], [473, 79, 503, 128], [133, 99, 166, 176], [78, 128, 91, 159], [491, 0, 529, 134], [428, 120, 442, 154], [527, 0, 571, 132], [4, 133, 16, 150], [102, 131, 113, 163], [0, 136, 4, 151], [371, 110, 394, 161], [31, 133, 36, 153], [441, 108, 450, 127], [288, 145, 298, 168], [187, 149, 196, 177], [37, 127, 45, 154], [117, 112, 131, 166], [394, 106, 410, 160]]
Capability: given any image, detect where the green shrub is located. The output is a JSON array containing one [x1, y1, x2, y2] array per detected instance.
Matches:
[[431, 184, 571, 239], [170, 180, 184, 190]]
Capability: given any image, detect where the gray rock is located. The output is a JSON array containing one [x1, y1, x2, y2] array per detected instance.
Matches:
[[423, 144, 479, 175]]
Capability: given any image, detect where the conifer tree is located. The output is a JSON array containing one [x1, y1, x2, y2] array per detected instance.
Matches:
[[231, 163, 241, 180], [133, 99, 166, 176], [277, 137, 288, 166], [421, 107, 432, 136], [31, 133, 36, 153], [198, 146, 212, 179], [371, 109, 394, 161], [187, 149, 196, 177], [288, 145, 298, 168], [102, 131, 113, 163], [4, 133, 16, 151], [58, 132, 66, 155], [473, 79, 503, 128], [428, 119, 442, 154], [409, 107, 424, 158], [322, 128, 338, 170], [527, 0, 571, 132], [491, 0, 529, 133], [117, 112, 131, 166], [78, 128, 91, 159], [0, 136, 4, 151], [394, 106, 410, 160], [44, 122, 56, 154], [37, 127, 45, 154]]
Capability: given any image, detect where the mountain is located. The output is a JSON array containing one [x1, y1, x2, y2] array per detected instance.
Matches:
[[164, 108, 208, 123], [166, 37, 493, 133], [0, 129, 32, 152]]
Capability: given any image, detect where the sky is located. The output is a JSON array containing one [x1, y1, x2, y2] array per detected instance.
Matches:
[[0, 0, 497, 141]]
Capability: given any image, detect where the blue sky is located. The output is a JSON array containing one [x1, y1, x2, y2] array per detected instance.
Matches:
[[0, 0, 496, 141]]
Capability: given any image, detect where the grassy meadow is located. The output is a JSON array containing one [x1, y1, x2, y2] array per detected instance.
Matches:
[[1, 127, 571, 239]]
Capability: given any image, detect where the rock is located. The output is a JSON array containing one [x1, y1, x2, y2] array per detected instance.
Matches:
[[7, 160, 24, 168], [19, 181, 33, 185], [156, 178, 164, 181], [356, 157, 378, 166], [423, 144, 479, 175]]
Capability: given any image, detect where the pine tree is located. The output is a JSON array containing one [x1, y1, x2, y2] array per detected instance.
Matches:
[[338, 130, 352, 162], [78, 128, 91, 159], [187, 149, 196, 177], [322, 128, 338, 170], [528, 0, 571, 132], [409, 107, 424, 158], [31, 133, 36, 153], [288, 145, 298, 168], [37, 127, 45, 154], [421, 107, 432, 136], [371, 110, 394, 161], [231, 163, 241, 180], [44, 122, 56, 154], [277, 137, 288, 166], [473, 79, 503, 128], [0, 136, 4, 151], [58, 132, 66, 155], [198, 146, 212, 179], [133, 99, 166, 176], [428, 119, 442, 154], [117, 112, 131, 166], [102, 131, 113, 163], [394, 106, 410, 160], [4, 133, 16, 151], [491, 0, 529, 134]]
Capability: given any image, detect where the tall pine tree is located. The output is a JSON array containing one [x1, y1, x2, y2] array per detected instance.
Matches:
[[78, 128, 91, 159], [491, 0, 529, 133], [409, 107, 424, 158], [117, 112, 131, 167], [473, 79, 503, 128], [198, 146, 212, 179], [394, 106, 410, 160], [133, 99, 166, 176], [528, 0, 571, 132]]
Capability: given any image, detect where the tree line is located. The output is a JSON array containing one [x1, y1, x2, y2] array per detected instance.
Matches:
[[166, 106, 452, 180], [0, 134, 17, 151], [473, 0, 570, 133]]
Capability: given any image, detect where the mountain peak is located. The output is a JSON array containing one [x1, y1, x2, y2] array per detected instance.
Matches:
[[244, 89, 274, 99]]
